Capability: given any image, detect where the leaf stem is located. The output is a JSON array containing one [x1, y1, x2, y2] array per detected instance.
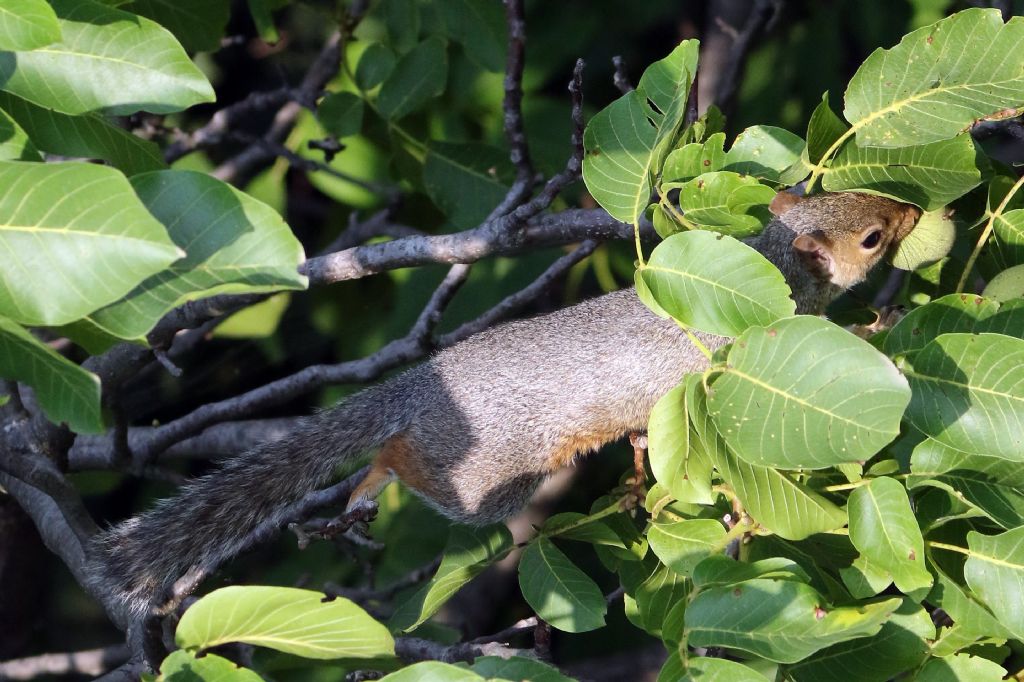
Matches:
[[658, 189, 697, 231], [804, 127, 855, 194], [822, 478, 873, 492], [633, 220, 646, 267], [680, 325, 713, 360], [956, 173, 1024, 293], [926, 540, 971, 557]]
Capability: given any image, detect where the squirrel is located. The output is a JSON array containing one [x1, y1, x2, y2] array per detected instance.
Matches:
[[86, 191, 920, 620]]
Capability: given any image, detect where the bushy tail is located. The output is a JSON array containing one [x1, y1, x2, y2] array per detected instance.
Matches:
[[86, 379, 415, 620]]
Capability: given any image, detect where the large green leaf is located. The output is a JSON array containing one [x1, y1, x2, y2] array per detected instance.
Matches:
[[805, 93, 847, 165], [989, 209, 1024, 270], [692, 555, 810, 588], [843, 9, 1024, 148], [123, 0, 230, 53], [317, 91, 364, 138], [648, 519, 726, 577], [582, 40, 697, 223], [785, 599, 933, 682], [685, 579, 900, 664], [928, 561, 1012, 647], [965, 526, 1024, 639], [158, 650, 262, 682], [639, 231, 795, 337], [0, 106, 38, 160], [690, 379, 847, 540], [175, 586, 395, 659], [627, 562, 689, 641], [0, 161, 181, 326], [0, 0, 214, 115], [86, 170, 307, 340], [469, 656, 574, 682], [390, 524, 512, 632], [380, 662, 483, 682], [821, 134, 982, 210], [518, 537, 606, 633], [377, 37, 448, 120], [664, 657, 769, 682], [0, 0, 60, 51], [916, 654, 1007, 681], [904, 333, 1024, 461], [423, 141, 512, 229], [708, 316, 910, 469], [647, 378, 713, 504], [883, 294, 1024, 358], [910, 438, 1024, 529], [847, 478, 932, 595], [0, 315, 101, 433], [0, 91, 164, 175]]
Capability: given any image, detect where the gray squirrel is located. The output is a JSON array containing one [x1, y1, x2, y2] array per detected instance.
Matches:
[[87, 190, 920, 620]]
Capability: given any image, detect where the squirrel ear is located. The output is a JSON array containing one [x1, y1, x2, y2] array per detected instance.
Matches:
[[792, 233, 835, 281], [895, 204, 923, 240], [770, 192, 804, 217]]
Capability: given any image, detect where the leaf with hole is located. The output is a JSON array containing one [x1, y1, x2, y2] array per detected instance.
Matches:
[[709, 315, 910, 469], [175, 586, 395, 659], [0, 0, 214, 115]]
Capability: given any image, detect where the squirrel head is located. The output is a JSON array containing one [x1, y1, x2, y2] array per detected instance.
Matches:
[[769, 191, 921, 289]]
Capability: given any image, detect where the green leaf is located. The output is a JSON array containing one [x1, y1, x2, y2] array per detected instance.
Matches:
[[692, 555, 810, 588], [662, 132, 726, 183], [916, 653, 1008, 681], [785, 599, 933, 682], [582, 40, 698, 223], [380, 662, 483, 682], [965, 526, 1024, 639], [423, 142, 512, 229], [686, 579, 900, 664], [840, 556, 894, 599], [381, 0, 420, 53], [709, 316, 911, 469], [848, 478, 932, 595], [671, 657, 769, 682], [158, 650, 262, 682], [86, 170, 307, 340], [0, 315, 101, 433], [355, 43, 397, 90], [909, 438, 1024, 529], [984, 264, 1024, 301], [247, 0, 281, 44], [639, 231, 795, 337], [0, 0, 60, 51], [690, 379, 847, 540], [0, 161, 181, 326], [821, 134, 982, 211], [648, 519, 726, 577], [0, 106, 38, 160], [883, 293, 1002, 358], [843, 8, 1024, 148], [647, 379, 713, 505], [890, 207, 956, 271], [542, 512, 629, 549], [928, 562, 1012, 645], [720, 125, 807, 184], [436, 0, 505, 72], [0, 0, 214, 115], [122, 0, 230, 53], [469, 656, 574, 682], [317, 91, 364, 139], [670, 171, 775, 237], [175, 586, 395, 659], [518, 537, 606, 633], [806, 93, 847, 165], [391, 524, 512, 632], [629, 562, 689, 640], [0, 91, 164, 175], [377, 37, 448, 120], [904, 333, 1024, 461], [988, 209, 1024, 270]]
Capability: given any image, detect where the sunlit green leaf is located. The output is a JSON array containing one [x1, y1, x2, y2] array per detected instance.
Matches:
[[965, 526, 1024, 639], [0, 0, 60, 51], [157, 650, 262, 682], [518, 537, 606, 633]]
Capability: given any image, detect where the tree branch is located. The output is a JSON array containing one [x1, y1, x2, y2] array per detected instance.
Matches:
[[0, 645, 131, 680]]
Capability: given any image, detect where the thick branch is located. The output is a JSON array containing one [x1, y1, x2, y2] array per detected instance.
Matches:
[[0, 645, 130, 680]]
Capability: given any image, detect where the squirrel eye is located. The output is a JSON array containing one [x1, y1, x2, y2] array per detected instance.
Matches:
[[861, 230, 883, 249]]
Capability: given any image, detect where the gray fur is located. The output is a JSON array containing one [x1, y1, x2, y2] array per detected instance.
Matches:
[[87, 192, 916, 619]]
